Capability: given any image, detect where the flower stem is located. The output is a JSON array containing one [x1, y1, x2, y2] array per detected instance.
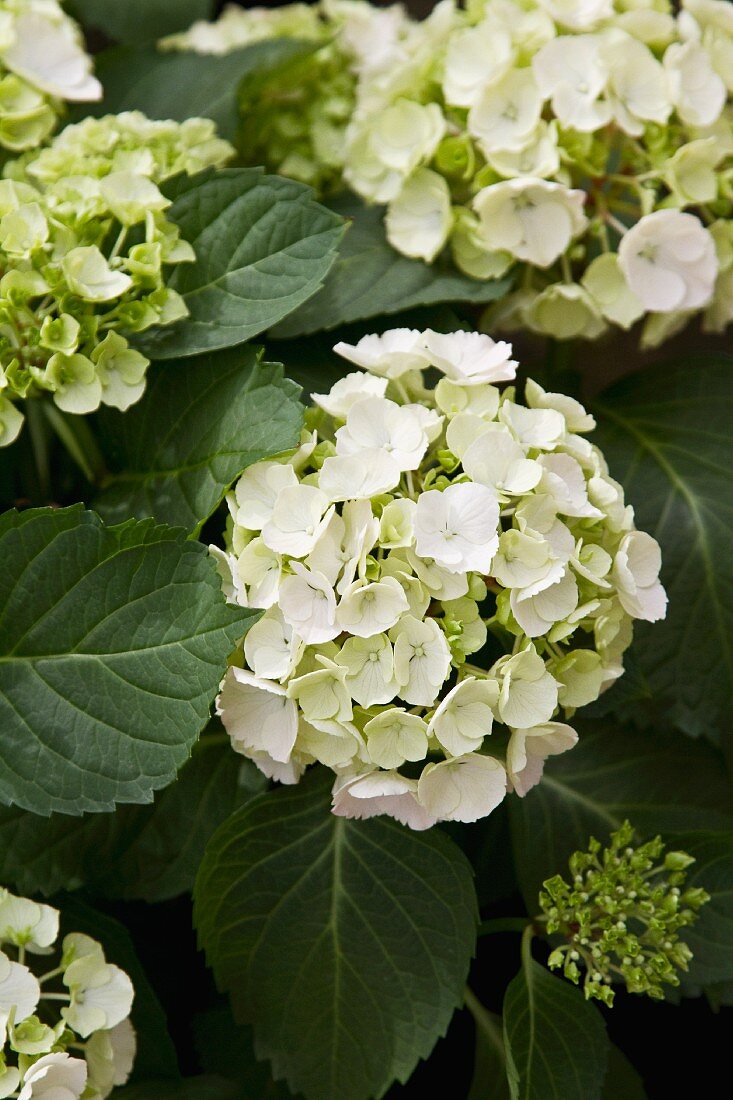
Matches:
[[25, 399, 51, 500], [43, 403, 107, 486]]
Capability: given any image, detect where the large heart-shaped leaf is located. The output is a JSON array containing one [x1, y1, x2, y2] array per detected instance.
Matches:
[[503, 943, 608, 1100], [0, 738, 264, 901], [86, 38, 317, 138], [508, 723, 733, 905], [194, 770, 478, 1100], [95, 348, 303, 533], [135, 169, 344, 359], [0, 506, 253, 816], [593, 356, 733, 740], [272, 196, 513, 338]]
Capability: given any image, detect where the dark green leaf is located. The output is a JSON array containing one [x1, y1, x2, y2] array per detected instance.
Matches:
[[87, 38, 316, 139], [601, 1046, 646, 1099], [67, 0, 212, 43], [134, 168, 344, 359], [0, 506, 252, 816], [503, 946, 608, 1100], [115, 1078, 239, 1100], [194, 770, 478, 1100], [60, 896, 179, 1082], [95, 348, 303, 532], [0, 738, 266, 901], [272, 196, 513, 338], [593, 355, 733, 739], [508, 723, 733, 905], [466, 994, 510, 1100]]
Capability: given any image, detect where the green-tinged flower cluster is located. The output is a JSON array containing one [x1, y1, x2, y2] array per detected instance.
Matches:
[[214, 328, 667, 831], [0, 886, 136, 1099], [163, 2, 360, 193], [539, 822, 709, 1006], [166, 0, 733, 346], [0, 111, 234, 446], [0, 0, 101, 153]]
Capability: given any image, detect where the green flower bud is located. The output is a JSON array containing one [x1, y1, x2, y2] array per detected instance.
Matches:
[[539, 823, 709, 1006]]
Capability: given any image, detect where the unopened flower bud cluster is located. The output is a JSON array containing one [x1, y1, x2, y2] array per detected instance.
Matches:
[[0, 0, 101, 154], [0, 111, 234, 447], [214, 329, 666, 830], [539, 822, 708, 1006], [0, 886, 136, 1099], [168, 0, 733, 347]]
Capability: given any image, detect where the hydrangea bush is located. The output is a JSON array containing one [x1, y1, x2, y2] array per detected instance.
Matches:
[[0, 3, 729, 1100], [169, 0, 733, 345], [0, 888, 135, 1099], [215, 328, 666, 826]]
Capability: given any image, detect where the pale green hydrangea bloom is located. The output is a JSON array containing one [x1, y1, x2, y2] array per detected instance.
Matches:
[[0, 111, 234, 445], [169, 0, 733, 345], [213, 328, 667, 830], [0, 0, 101, 153], [0, 886, 136, 1099]]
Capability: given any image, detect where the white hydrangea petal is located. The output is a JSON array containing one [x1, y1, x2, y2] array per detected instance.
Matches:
[[423, 330, 517, 385], [1, 11, 101, 102], [417, 755, 508, 823], [216, 667, 299, 762], [427, 677, 499, 756], [319, 451, 401, 500], [364, 709, 429, 769], [391, 615, 452, 706], [278, 564, 339, 643], [233, 461, 297, 530], [507, 722, 578, 797], [339, 634, 399, 706], [337, 576, 409, 636], [18, 1053, 87, 1100], [414, 483, 500, 574], [0, 952, 40, 1023], [511, 569, 579, 637], [333, 328, 429, 378], [332, 771, 436, 830], [311, 371, 388, 419], [243, 608, 303, 682]]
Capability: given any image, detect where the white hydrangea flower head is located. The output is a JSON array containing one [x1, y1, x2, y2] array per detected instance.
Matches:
[[163, 0, 733, 345], [0, 891, 136, 1095], [214, 329, 667, 829], [0, 111, 234, 444]]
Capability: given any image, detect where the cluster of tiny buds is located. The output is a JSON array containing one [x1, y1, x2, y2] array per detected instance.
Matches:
[[538, 821, 709, 1006]]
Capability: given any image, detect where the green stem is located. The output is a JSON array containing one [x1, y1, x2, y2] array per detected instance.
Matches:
[[521, 922, 536, 970], [43, 403, 106, 486], [478, 917, 532, 938], [464, 987, 506, 1065], [25, 399, 51, 500]]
